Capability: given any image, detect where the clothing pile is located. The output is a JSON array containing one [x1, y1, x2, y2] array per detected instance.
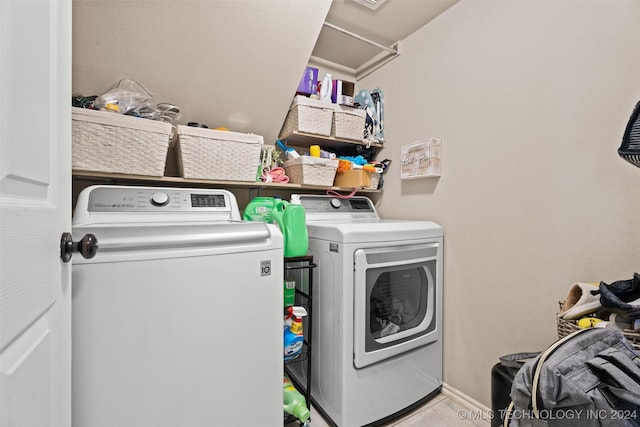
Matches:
[[559, 273, 640, 330]]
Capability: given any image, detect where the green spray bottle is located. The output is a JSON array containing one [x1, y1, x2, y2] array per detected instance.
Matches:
[[283, 375, 310, 423], [271, 197, 308, 257]]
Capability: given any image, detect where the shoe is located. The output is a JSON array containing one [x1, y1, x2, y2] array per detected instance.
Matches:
[[559, 282, 602, 320], [593, 273, 640, 318]]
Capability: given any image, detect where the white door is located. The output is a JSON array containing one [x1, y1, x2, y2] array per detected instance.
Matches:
[[0, 1, 72, 426]]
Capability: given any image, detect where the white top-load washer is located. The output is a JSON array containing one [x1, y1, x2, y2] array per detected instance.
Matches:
[[289, 194, 443, 427], [71, 185, 283, 427]]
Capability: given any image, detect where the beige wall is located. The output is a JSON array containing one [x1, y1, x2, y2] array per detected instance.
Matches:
[[360, 0, 640, 406], [72, 0, 331, 147]]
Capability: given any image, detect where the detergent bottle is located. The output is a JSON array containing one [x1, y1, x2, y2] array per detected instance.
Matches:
[[283, 306, 306, 361], [319, 73, 333, 103], [242, 196, 279, 222], [242, 196, 274, 222], [271, 198, 308, 257], [283, 375, 311, 423]]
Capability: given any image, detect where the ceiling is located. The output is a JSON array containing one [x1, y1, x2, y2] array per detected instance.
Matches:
[[312, 0, 460, 76]]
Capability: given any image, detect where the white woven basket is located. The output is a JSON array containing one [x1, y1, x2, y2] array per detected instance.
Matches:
[[331, 105, 365, 141], [368, 173, 381, 190], [72, 107, 173, 177], [175, 126, 263, 182], [279, 96, 333, 138], [284, 156, 338, 186]]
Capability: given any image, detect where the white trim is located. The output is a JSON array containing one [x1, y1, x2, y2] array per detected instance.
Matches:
[[442, 382, 491, 414]]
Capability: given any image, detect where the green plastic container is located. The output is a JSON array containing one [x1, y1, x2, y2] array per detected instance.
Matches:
[[242, 197, 276, 222], [283, 376, 310, 423], [271, 200, 309, 258]]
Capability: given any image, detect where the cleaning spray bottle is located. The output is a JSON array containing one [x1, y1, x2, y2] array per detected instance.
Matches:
[[284, 306, 307, 361], [283, 375, 310, 423]]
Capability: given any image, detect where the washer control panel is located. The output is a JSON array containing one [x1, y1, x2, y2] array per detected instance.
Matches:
[[86, 187, 230, 212], [73, 186, 242, 225]]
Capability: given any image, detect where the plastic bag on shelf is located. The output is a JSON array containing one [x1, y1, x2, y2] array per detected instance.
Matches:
[[93, 78, 181, 123]]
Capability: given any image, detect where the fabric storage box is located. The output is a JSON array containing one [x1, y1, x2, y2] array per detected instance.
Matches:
[[175, 126, 263, 182], [284, 156, 338, 186], [333, 170, 372, 189], [279, 96, 333, 138], [72, 107, 173, 177], [331, 105, 365, 141]]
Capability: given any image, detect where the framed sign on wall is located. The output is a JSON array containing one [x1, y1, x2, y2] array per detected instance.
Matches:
[[400, 137, 441, 179]]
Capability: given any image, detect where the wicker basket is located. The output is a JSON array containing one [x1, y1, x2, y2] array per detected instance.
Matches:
[[175, 126, 263, 182], [283, 156, 338, 186], [369, 173, 381, 190], [72, 107, 173, 177], [557, 303, 640, 351], [279, 96, 333, 138], [331, 105, 365, 141]]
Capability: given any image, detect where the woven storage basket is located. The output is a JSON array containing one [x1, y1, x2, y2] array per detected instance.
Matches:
[[619, 99, 640, 168], [175, 126, 263, 182], [279, 96, 333, 138], [284, 156, 338, 186], [369, 173, 381, 190], [72, 107, 173, 177], [557, 302, 640, 351], [331, 104, 365, 141]]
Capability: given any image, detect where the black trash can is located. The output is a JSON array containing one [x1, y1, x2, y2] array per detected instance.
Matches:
[[491, 362, 518, 427], [491, 352, 540, 427]]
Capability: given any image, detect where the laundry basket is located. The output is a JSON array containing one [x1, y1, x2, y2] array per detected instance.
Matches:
[[619, 100, 640, 168]]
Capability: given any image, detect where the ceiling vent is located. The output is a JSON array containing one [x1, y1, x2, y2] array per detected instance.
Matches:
[[351, 0, 387, 11]]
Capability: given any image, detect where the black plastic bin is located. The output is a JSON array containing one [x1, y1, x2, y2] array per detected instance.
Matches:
[[491, 352, 540, 427], [491, 362, 519, 427]]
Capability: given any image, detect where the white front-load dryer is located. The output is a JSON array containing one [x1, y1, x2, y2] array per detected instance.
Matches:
[[71, 185, 283, 427], [288, 195, 443, 427]]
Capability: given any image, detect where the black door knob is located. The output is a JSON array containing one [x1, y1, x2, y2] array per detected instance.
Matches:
[[60, 232, 99, 263]]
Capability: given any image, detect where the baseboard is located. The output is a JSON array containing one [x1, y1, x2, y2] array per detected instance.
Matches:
[[442, 382, 491, 414]]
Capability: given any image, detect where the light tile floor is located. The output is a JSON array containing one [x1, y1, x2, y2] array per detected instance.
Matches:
[[288, 393, 492, 427]]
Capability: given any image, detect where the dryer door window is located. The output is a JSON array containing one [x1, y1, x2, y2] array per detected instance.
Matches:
[[369, 265, 432, 340], [353, 243, 440, 368]]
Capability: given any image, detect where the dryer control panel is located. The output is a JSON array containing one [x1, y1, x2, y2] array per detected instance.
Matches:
[[296, 195, 376, 214]]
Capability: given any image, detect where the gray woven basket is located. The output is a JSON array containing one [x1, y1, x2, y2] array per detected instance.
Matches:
[[175, 126, 263, 182], [72, 107, 173, 177]]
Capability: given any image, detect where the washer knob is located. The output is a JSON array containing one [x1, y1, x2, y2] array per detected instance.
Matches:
[[330, 198, 342, 209], [150, 191, 170, 207]]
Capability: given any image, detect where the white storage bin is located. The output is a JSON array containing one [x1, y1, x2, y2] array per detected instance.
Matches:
[[284, 156, 338, 186], [72, 107, 173, 177], [332, 104, 365, 141], [175, 126, 263, 182], [279, 96, 334, 138]]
